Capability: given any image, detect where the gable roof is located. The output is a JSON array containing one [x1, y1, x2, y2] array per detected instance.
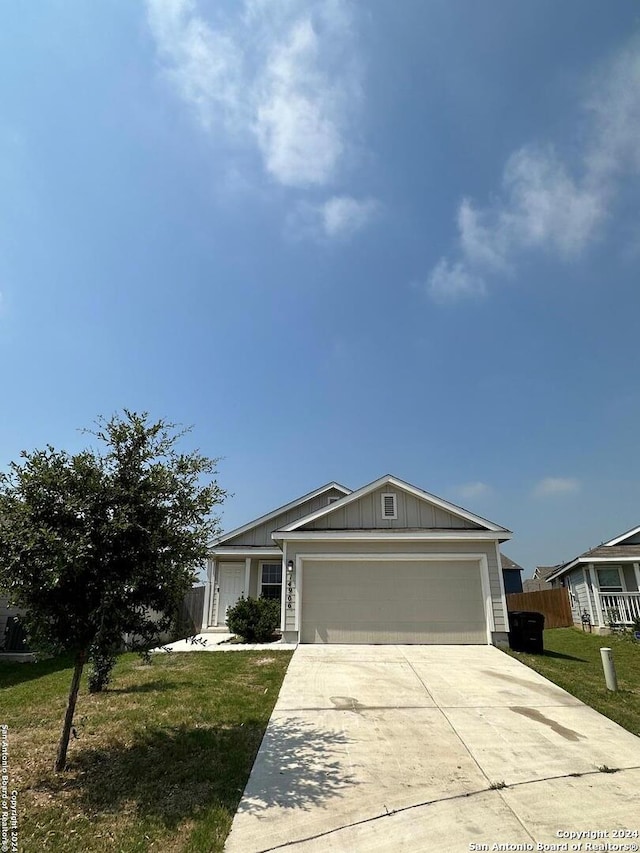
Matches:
[[214, 482, 351, 546], [604, 524, 640, 546], [534, 565, 559, 580], [546, 530, 640, 583], [275, 474, 510, 535], [501, 554, 524, 572]]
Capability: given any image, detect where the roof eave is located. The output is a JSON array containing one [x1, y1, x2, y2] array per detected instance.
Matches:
[[272, 529, 512, 542], [213, 481, 351, 545]]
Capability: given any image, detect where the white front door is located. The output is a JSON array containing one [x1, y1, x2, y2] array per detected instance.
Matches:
[[218, 563, 244, 624]]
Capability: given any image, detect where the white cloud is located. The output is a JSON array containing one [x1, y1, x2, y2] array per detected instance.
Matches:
[[427, 259, 485, 303], [146, 0, 244, 133], [533, 477, 581, 497], [457, 481, 491, 499], [426, 37, 640, 302], [586, 41, 640, 182], [287, 195, 379, 240], [321, 195, 379, 237], [254, 19, 345, 187], [146, 0, 362, 191], [501, 147, 604, 257]]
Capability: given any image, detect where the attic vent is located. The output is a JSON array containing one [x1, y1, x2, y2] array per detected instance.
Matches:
[[381, 493, 397, 519], [328, 496, 339, 505]]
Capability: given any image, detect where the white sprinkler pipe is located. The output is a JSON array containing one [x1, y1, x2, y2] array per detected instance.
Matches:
[[600, 647, 618, 692]]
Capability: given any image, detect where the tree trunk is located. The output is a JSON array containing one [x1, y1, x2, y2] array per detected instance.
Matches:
[[54, 649, 87, 772]]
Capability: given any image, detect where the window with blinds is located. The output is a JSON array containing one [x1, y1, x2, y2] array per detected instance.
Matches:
[[260, 562, 283, 602]]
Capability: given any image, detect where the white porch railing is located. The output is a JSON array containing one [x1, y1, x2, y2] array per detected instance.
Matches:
[[597, 592, 640, 626]]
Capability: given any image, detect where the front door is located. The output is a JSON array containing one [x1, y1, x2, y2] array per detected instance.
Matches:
[[218, 563, 244, 624]]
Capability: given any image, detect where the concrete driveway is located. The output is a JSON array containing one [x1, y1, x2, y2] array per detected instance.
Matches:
[[225, 645, 640, 852]]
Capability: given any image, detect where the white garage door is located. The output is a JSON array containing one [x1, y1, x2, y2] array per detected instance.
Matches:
[[301, 559, 488, 644]]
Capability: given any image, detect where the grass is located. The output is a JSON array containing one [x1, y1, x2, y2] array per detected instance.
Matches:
[[505, 627, 640, 737], [0, 649, 292, 852]]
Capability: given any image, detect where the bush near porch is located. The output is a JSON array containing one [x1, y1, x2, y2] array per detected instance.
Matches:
[[1, 649, 292, 852], [505, 627, 640, 737], [226, 596, 280, 643]]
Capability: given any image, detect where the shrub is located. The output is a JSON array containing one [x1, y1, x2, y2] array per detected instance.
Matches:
[[87, 642, 118, 693], [226, 596, 280, 643]]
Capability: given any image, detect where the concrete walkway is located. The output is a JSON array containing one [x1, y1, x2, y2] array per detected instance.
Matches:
[[149, 633, 297, 653], [225, 644, 640, 852]]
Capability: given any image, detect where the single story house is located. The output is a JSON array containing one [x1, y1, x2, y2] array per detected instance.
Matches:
[[546, 525, 640, 631], [204, 474, 512, 645]]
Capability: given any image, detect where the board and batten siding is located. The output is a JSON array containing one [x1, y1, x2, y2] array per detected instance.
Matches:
[[305, 486, 483, 531], [282, 538, 507, 636], [222, 488, 346, 547]]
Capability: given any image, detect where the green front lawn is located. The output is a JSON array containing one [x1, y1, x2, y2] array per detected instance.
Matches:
[[1, 650, 292, 852], [505, 627, 640, 737]]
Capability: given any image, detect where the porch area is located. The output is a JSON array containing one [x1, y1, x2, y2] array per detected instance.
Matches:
[[596, 591, 640, 627], [203, 553, 284, 629]]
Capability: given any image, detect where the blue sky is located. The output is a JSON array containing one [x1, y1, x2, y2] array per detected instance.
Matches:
[[1, 1, 639, 575]]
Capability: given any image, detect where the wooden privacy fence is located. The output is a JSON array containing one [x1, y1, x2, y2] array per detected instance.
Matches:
[[506, 587, 573, 629], [179, 585, 205, 634]]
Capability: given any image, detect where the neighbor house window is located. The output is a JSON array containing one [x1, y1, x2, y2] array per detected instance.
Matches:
[[259, 562, 282, 601], [596, 567, 624, 593], [381, 493, 397, 519]]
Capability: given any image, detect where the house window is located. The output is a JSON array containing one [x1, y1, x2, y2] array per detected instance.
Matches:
[[259, 562, 283, 602], [596, 567, 624, 593], [381, 493, 397, 519]]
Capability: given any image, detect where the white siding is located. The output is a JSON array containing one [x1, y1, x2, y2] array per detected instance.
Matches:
[[566, 569, 589, 624]]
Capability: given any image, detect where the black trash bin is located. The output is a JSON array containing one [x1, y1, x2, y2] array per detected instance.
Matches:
[[508, 611, 544, 654]]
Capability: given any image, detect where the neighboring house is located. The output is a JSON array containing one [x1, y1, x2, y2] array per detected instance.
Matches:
[[522, 565, 558, 593], [0, 594, 31, 659], [500, 555, 524, 594], [546, 526, 640, 631], [204, 474, 512, 646]]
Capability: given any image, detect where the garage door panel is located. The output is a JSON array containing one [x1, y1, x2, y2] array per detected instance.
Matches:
[[304, 623, 487, 645], [301, 559, 487, 644]]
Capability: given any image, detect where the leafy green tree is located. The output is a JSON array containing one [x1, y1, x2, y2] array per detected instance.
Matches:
[[0, 411, 225, 771]]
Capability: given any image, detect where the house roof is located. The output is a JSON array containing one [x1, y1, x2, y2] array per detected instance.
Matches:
[[534, 566, 559, 580], [604, 523, 640, 546], [214, 481, 351, 545], [546, 542, 640, 583], [275, 474, 511, 536], [500, 554, 524, 572], [570, 544, 640, 560]]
